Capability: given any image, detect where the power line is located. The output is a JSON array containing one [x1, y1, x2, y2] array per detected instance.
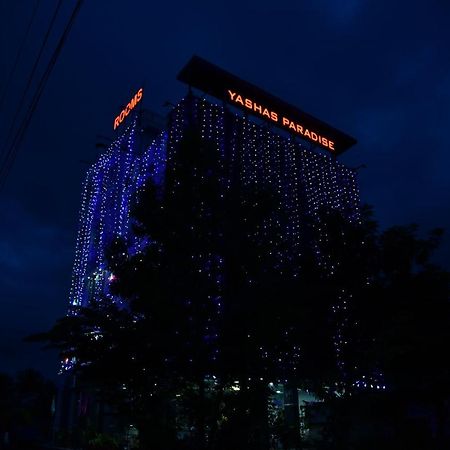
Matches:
[[0, 0, 41, 113], [0, 0, 84, 192], [0, 0, 63, 163]]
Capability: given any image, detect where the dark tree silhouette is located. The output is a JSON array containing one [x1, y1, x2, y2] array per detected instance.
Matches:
[[313, 218, 450, 450], [30, 125, 450, 450]]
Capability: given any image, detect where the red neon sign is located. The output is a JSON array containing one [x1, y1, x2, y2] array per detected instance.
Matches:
[[227, 90, 335, 151], [177, 56, 357, 155], [113, 88, 143, 130]]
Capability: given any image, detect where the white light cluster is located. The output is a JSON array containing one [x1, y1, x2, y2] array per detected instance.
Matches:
[[67, 95, 370, 389]]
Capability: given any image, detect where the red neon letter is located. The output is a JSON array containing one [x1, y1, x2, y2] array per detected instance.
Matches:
[[228, 90, 237, 101]]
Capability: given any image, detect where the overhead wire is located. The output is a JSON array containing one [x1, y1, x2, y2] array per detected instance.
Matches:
[[0, 0, 63, 163], [0, 0, 84, 192], [0, 0, 41, 114]]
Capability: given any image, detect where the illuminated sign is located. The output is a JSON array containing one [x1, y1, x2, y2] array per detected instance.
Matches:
[[113, 88, 143, 130], [177, 56, 356, 155], [226, 90, 335, 151]]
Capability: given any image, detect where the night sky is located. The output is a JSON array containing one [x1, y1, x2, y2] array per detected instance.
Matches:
[[1, 0, 449, 377]]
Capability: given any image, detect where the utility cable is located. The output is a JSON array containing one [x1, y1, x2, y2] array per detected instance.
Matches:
[[0, 0, 63, 164], [0, 0, 41, 113], [0, 0, 84, 191]]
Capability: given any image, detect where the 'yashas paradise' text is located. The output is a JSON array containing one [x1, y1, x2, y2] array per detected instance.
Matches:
[[227, 90, 335, 151]]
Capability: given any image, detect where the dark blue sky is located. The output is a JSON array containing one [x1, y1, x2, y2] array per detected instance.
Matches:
[[1, 0, 449, 376]]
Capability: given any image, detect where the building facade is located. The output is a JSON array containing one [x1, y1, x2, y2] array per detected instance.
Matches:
[[64, 84, 388, 446], [69, 94, 360, 311]]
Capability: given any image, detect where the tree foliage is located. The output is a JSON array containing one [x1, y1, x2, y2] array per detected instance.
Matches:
[[30, 128, 450, 449]]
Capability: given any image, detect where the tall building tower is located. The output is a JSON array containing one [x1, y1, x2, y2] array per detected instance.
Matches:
[[65, 57, 385, 445], [69, 62, 360, 312]]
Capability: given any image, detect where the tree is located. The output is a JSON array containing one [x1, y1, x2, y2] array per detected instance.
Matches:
[[29, 126, 368, 449], [31, 122, 450, 449], [312, 219, 450, 450]]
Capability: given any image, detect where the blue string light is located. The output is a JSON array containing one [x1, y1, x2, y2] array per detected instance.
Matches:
[[67, 95, 381, 390]]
